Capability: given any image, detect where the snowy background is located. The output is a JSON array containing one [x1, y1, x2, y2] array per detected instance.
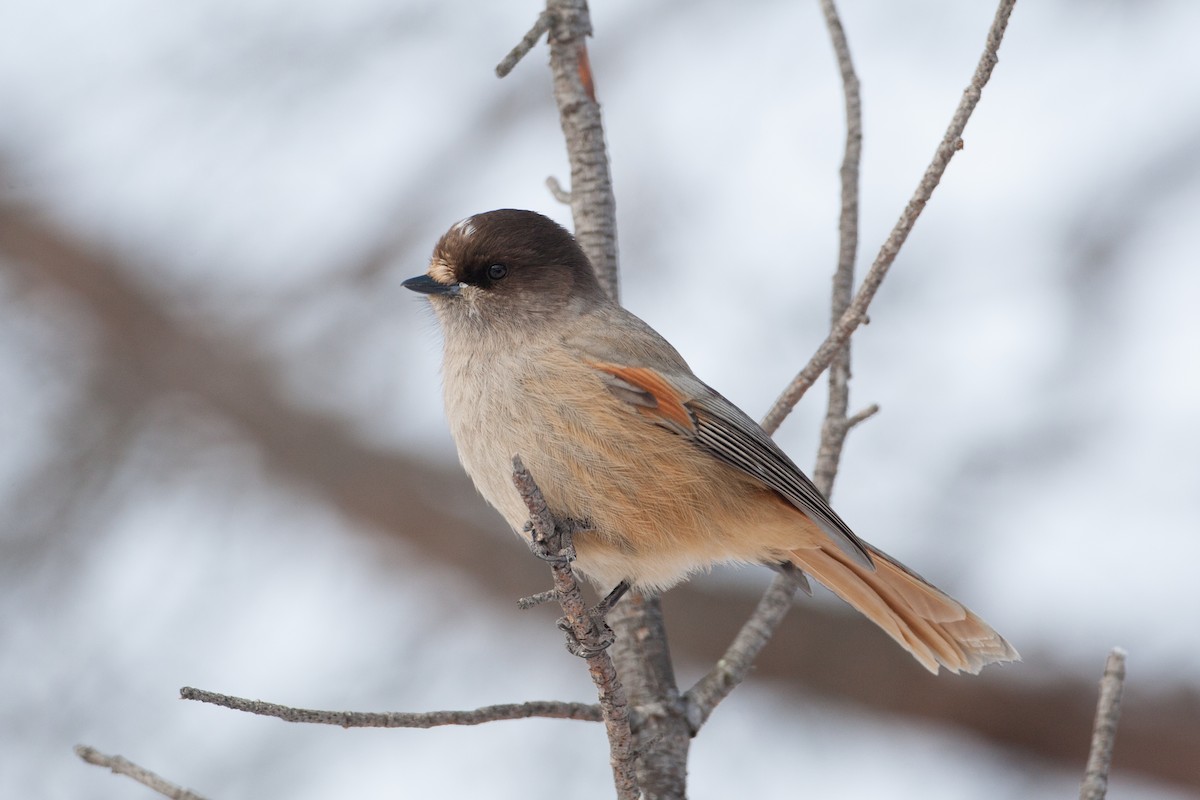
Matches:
[[1, 0, 1198, 797]]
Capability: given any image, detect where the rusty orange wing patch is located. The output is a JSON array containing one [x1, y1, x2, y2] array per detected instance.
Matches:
[[588, 362, 698, 436]]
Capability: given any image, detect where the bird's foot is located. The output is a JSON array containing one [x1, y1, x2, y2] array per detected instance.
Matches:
[[523, 517, 589, 564], [553, 581, 629, 657], [557, 614, 616, 658]]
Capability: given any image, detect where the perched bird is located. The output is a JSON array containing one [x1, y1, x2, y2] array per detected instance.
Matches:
[[404, 209, 1017, 674]]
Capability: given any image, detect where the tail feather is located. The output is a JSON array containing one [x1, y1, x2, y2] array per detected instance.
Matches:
[[789, 544, 1019, 675]]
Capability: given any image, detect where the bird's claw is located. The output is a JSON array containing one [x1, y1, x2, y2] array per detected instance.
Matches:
[[525, 518, 586, 564], [557, 614, 616, 658]]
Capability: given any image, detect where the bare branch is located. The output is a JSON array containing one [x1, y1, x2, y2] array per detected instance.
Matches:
[[1080, 648, 1128, 800], [761, 0, 1018, 435], [497, 1, 617, 298], [511, 457, 640, 800], [509, 2, 693, 794], [812, 0, 864, 500], [688, 0, 1017, 731], [495, 10, 552, 78], [684, 569, 806, 730], [606, 594, 690, 796], [179, 687, 601, 727], [75, 745, 208, 800], [544, 0, 620, 301]]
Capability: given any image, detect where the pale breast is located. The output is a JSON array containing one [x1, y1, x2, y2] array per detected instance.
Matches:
[[442, 338, 539, 533], [443, 334, 797, 590]]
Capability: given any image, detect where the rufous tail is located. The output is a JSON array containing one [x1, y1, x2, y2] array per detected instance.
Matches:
[[788, 543, 1019, 674]]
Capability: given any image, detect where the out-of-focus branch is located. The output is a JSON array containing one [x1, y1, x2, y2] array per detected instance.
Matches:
[[180, 687, 602, 727], [75, 746, 207, 800], [546, 175, 573, 205], [761, 0, 1018, 435], [512, 457, 639, 800], [1080, 648, 1128, 800], [0, 197, 483, 571]]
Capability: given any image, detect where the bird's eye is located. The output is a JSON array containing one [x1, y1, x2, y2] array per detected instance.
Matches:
[[487, 263, 508, 281]]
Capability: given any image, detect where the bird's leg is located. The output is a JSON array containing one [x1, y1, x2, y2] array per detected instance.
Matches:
[[590, 580, 630, 619], [518, 577, 626, 614]]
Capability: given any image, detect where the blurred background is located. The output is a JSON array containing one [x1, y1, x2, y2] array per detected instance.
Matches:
[[2, 0, 1198, 797]]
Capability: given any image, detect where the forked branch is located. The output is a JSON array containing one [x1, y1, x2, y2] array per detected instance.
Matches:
[[761, 0, 1018, 435], [812, 0, 865, 499], [690, 0, 1019, 727]]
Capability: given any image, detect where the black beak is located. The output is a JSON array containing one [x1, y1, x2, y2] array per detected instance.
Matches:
[[402, 274, 460, 296]]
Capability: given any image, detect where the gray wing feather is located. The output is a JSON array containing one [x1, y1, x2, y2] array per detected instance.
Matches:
[[687, 391, 874, 569]]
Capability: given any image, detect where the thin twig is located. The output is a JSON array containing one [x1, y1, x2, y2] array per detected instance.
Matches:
[[180, 687, 602, 727], [75, 745, 208, 800], [495, 10, 552, 78], [845, 402, 880, 430], [510, 2, 690, 794], [518, 587, 562, 609], [812, 0, 864, 499], [1080, 648, 1128, 800], [684, 569, 805, 730], [761, 0, 1018, 436], [686, 0, 864, 728], [546, 175, 573, 205], [511, 457, 640, 800]]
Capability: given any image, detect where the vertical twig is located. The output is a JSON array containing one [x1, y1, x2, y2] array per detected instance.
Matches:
[[511, 458, 640, 800], [812, 0, 863, 499], [501, 2, 692, 795], [1080, 648, 1128, 800], [607, 595, 691, 798], [762, 0, 1018, 435], [545, 0, 620, 302]]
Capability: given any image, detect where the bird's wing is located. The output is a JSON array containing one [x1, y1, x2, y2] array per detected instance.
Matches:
[[587, 359, 873, 568]]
